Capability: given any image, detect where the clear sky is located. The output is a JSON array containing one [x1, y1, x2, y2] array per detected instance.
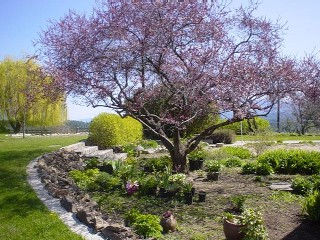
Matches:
[[1, 0, 320, 120]]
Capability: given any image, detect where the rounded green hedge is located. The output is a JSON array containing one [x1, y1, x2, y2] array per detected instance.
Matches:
[[89, 113, 143, 148]]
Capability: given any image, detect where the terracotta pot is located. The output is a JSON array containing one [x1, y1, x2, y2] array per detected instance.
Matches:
[[160, 214, 177, 233], [223, 219, 245, 240], [189, 159, 204, 171], [207, 172, 219, 181]]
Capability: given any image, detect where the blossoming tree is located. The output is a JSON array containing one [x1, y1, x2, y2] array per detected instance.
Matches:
[[39, 0, 300, 172]]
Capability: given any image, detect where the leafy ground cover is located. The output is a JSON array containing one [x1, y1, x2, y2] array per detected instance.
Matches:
[[0, 134, 86, 240]]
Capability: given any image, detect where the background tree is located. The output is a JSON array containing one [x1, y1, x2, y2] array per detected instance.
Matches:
[[0, 58, 67, 136], [39, 0, 301, 172], [291, 56, 320, 134]]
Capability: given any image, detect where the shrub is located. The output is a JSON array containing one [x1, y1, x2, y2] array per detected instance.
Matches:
[[292, 176, 313, 195], [256, 163, 274, 176], [303, 190, 320, 222], [223, 117, 270, 135], [224, 156, 243, 168], [242, 162, 257, 174], [123, 143, 138, 157], [208, 129, 235, 144], [204, 160, 221, 173], [125, 209, 163, 238], [258, 149, 320, 175], [143, 156, 172, 172], [221, 147, 252, 159], [89, 113, 143, 148], [69, 168, 101, 190]]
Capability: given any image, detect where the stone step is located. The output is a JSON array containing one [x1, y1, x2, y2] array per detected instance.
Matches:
[[85, 149, 114, 159], [75, 146, 99, 155], [112, 153, 127, 161], [62, 142, 86, 151]]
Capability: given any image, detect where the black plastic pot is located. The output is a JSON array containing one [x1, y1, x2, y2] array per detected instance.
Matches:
[[198, 191, 206, 202], [98, 164, 113, 174], [189, 159, 204, 171], [207, 172, 219, 181], [184, 192, 193, 205], [191, 187, 196, 196], [159, 187, 167, 198]]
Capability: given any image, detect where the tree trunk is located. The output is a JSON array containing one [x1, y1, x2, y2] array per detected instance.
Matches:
[[170, 147, 188, 173], [169, 129, 188, 173]]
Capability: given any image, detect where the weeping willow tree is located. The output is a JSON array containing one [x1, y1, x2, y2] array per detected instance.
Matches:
[[0, 58, 67, 134]]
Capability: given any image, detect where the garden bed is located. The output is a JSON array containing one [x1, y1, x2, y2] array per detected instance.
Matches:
[[35, 141, 320, 240]]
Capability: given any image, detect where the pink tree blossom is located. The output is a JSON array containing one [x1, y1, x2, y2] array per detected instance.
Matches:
[[39, 0, 301, 172]]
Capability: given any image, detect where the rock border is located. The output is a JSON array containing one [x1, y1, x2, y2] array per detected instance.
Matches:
[[27, 148, 138, 240], [27, 156, 106, 240]]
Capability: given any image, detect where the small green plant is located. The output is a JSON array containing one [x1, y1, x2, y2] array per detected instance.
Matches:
[[230, 195, 246, 213], [254, 176, 262, 182], [139, 175, 158, 195], [303, 190, 320, 222], [188, 148, 207, 161], [125, 208, 141, 226], [256, 163, 274, 176], [84, 158, 100, 169], [204, 160, 221, 173], [292, 176, 313, 195], [143, 156, 172, 172], [132, 214, 163, 238], [69, 168, 101, 190], [242, 162, 257, 174], [224, 156, 243, 168], [123, 143, 138, 157], [139, 139, 159, 149], [241, 208, 268, 240], [96, 172, 122, 191]]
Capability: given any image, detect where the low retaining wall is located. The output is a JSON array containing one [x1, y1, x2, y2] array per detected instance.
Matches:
[[27, 148, 138, 240]]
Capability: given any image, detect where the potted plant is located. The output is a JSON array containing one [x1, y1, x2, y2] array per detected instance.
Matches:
[[188, 149, 206, 171], [223, 209, 268, 240], [205, 160, 221, 181], [183, 182, 194, 205], [223, 212, 245, 240]]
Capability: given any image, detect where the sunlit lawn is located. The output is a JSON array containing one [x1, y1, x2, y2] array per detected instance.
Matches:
[[235, 133, 320, 142], [0, 134, 86, 240]]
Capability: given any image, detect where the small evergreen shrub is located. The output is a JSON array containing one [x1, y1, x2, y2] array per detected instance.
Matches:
[[303, 190, 320, 222], [242, 162, 257, 174], [89, 113, 143, 148], [221, 147, 252, 159], [208, 130, 235, 144], [224, 156, 243, 168], [292, 176, 313, 195], [256, 163, 274, 176], [96, 172, 122, 192]]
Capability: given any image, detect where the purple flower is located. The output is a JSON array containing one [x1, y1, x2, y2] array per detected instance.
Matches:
[[126, 181, 139, 195]]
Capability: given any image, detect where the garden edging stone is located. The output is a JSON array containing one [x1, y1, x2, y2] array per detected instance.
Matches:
[[27, 144, 139, 240]]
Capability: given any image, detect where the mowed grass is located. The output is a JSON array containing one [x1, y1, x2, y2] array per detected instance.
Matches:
[[235, 133, 320, 142], [0, 134, 86, 240]]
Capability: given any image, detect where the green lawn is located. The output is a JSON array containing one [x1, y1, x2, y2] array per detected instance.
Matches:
[[235, 133, 320, 142], [0, 134, 86, 240]]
